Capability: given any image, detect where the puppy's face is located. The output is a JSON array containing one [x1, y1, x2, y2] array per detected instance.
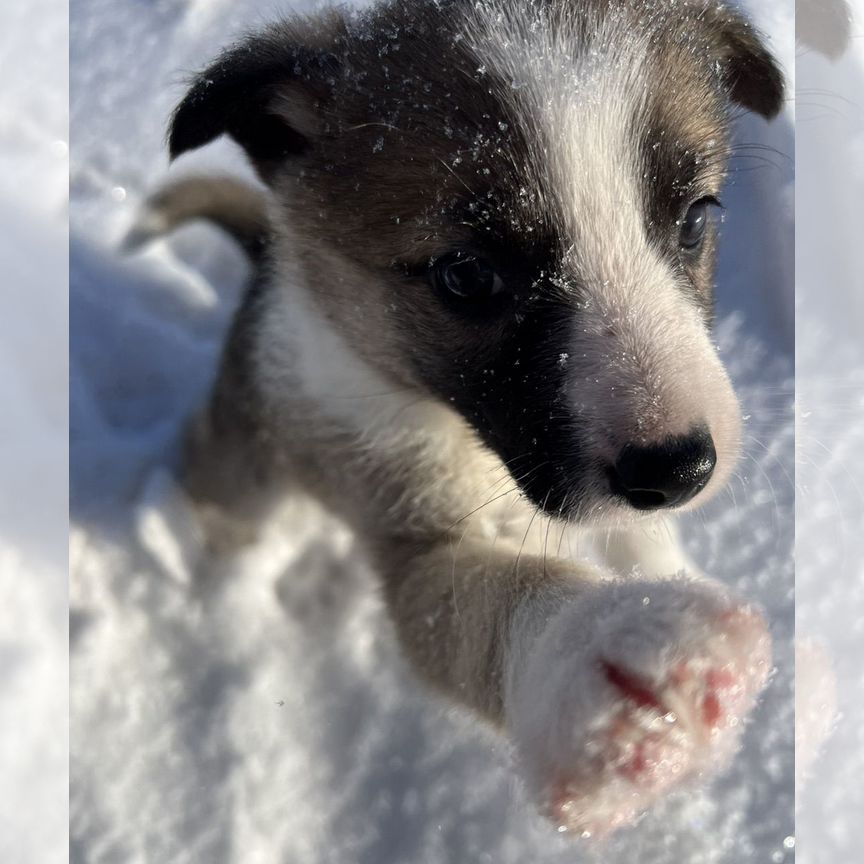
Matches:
[[171, 0, 783, 523]]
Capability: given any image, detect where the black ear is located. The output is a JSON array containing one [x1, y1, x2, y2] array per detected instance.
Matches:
[[707, 6, 785, 119], [168, 20, 343, 177]]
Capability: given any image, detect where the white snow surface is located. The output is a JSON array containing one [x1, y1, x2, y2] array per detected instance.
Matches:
[[0, 2, 68, 863], [795, 5, 864, 861], [66, 1, 814, 862]]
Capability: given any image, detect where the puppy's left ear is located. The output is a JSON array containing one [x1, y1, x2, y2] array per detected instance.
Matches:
[[168, 17, 345, 179], [705, 5, 785, 119]]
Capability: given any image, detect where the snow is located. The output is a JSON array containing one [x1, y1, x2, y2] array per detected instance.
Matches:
[[0, 1, 69, 862], [23, 0, 839, 861], [795, 5, 864, 859]]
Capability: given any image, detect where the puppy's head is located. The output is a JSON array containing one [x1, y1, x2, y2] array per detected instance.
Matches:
[[170, 0, 784, 524]]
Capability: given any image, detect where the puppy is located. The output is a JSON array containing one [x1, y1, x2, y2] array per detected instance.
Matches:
[[139, 0, 784, 836]]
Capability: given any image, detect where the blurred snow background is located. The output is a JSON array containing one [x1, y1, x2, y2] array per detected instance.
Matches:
[[63, 0, 804, 862], [0, 1, 69, 862], [796, 2, 864, 862]]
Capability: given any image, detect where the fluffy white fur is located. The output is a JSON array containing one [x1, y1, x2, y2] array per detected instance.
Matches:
[[505, 575, 772, 836]]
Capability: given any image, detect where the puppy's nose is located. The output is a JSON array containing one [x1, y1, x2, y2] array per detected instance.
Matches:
[[610, 429, 717, 511]]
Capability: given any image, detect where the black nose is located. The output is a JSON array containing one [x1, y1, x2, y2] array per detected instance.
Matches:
[[609, 429, 717, 511]]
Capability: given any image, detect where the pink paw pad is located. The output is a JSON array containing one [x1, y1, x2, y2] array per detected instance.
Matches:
[[545, 604, 772, 837]]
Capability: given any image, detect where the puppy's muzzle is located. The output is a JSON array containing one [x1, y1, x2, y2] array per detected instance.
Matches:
[[608, 427, 717, 511]]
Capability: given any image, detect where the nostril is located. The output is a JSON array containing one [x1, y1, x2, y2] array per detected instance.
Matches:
[[623, 488, 670, 510], [609, 428, 717, 511]]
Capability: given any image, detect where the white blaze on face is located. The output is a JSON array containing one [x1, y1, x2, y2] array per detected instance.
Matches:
[[466, 2, 741, 503]]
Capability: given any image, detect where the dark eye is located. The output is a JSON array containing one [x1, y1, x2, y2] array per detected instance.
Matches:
[[678, 198, 713, 250], [432, 252, 505, 303]]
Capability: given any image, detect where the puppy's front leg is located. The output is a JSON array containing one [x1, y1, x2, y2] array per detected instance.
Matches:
[[377, 535, 771, 836]]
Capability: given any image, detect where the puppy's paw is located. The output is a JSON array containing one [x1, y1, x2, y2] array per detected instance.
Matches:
[[505, 579, 772, 837]]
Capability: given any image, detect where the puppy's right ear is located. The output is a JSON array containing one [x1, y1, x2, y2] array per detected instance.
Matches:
[[700, 4, 785, 120], [168, 18, 344, 179]]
